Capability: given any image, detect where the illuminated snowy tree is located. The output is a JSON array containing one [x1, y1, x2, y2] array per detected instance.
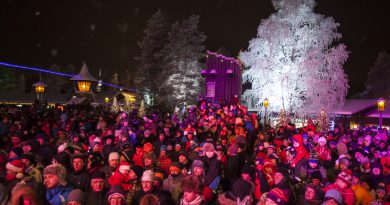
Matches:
[[159, 15, 206, 110], [240, 0, 349, 117], [135, 10, 170, 106]]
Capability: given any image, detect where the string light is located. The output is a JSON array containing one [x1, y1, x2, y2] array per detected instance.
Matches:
[[0, 61, 138, 92]]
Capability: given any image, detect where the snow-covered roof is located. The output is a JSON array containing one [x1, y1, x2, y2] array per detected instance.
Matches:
[[330, 99, 377, 115], [364, 104, 390, 119], [70, 63, 98, 82]]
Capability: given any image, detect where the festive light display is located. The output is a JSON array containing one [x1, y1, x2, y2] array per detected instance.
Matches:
[[239, 0, 349, 117]]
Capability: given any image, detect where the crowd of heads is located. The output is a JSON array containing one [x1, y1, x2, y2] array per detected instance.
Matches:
[[0, 98, 389, 205]]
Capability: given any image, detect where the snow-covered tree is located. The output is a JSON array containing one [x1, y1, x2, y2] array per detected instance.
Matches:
[[240, 0, 349, 117], [135, 10, 170, 107], [365, 51, 390, 98], [159, 15, 206, 110]]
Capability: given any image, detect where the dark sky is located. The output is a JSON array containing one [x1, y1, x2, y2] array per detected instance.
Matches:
[[0, 0, 389, 96]]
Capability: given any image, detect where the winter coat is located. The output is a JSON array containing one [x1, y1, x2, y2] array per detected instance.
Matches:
[[225, 155, 241, 184], [292, 135, 309, 168], [254, 171, 270, 200], [45, 185, 73, 205], [323, 183, 356, 205], [158, 155, 172, 175], [132, 188, 174, 205], [351, 184, 373, 205], [66, 170, 90, 191], [99, 165, 115, 182], [86, 189, 108, 205], [163, 175, 183, 204], [108, 169, 132, 191], [314, 145, 331, 161], [202, 155, 220, 186]]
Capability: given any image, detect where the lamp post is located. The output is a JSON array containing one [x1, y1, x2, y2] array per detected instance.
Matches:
[[32, 81, 46, 105], [70, 63, 97, 93], [263, 98, 269, 127], [378, 98, 385, 129]]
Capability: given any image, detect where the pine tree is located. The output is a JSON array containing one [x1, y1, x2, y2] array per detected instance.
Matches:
[[365, 52, 390, 98], [240, 0, 349, 117], [159, 15, 206, 111], [135, 10, 170, 107], [317, 108, 329, 132]]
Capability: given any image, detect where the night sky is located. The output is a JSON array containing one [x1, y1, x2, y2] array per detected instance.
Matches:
[[1, 0, 389, 96]]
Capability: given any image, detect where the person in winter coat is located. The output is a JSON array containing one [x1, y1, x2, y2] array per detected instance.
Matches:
[[106, 185, 126, 205], [180, 175, 207, 205], [67, 154, 90, 191], [67, 189, 85, 205], [201, 143, 221, 202], [20, 153, 43, 183], [300, 153, 327, 184], [218, 178, 254, 205], [351, 172, 373, 205], [323, 169, 356, 205], [263, 187, 290, 205], [313, 137, 331, 162], [86, 171, 108, 205], [100, 152, 120, 186], [133, 170, 174, 205], [224, 144, 241, 188], [322, 189, 344, 205], [163, 162, 183, 204], [43, 163, 73, 205], [296, 184, 324, 205], [291, 134, 309, 175], [108, 162, 134, 191]]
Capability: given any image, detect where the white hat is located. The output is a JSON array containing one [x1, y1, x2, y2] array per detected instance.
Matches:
[[141, 170, 155, 182]]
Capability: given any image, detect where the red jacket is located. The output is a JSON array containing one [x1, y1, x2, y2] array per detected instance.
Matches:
[[108, 170, 133, 191], [292, 134, 309, 167]]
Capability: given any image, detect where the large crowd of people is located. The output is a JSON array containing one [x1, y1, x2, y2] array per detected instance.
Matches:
[[0, 97, 389, 205]]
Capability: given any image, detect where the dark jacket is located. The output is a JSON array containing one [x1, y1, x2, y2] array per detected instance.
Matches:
[[66, 170, 90, 191], [132, 188, 173, 205], [86, 189, 108, 205]]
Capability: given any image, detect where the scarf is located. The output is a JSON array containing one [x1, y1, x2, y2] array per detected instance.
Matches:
[[180, 194, 203, 205]]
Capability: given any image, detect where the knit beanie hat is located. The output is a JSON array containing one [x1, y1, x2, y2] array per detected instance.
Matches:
[[266, 188, 289, 205], [318, 136, 327, 144], [91, 171, 106, 179], [108, 152, 120, 161], [118, 161, 131, 175], [71, 153, 85, 162], [141, 170, 155, 182], [171, 162, 182, 170], [337, 169, 352, 186], [44, 163, 67, 186], [231, 178, 254, 201], [202, 143, 215, 153], [192, 160, 204, 169], [107, 185, 125, 203], [182, 175, 200, 193], [6, 159, 25, 179], [324, 189, 343, 204], [68, 189, 85, 204], [160, 145, 167, 151]]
